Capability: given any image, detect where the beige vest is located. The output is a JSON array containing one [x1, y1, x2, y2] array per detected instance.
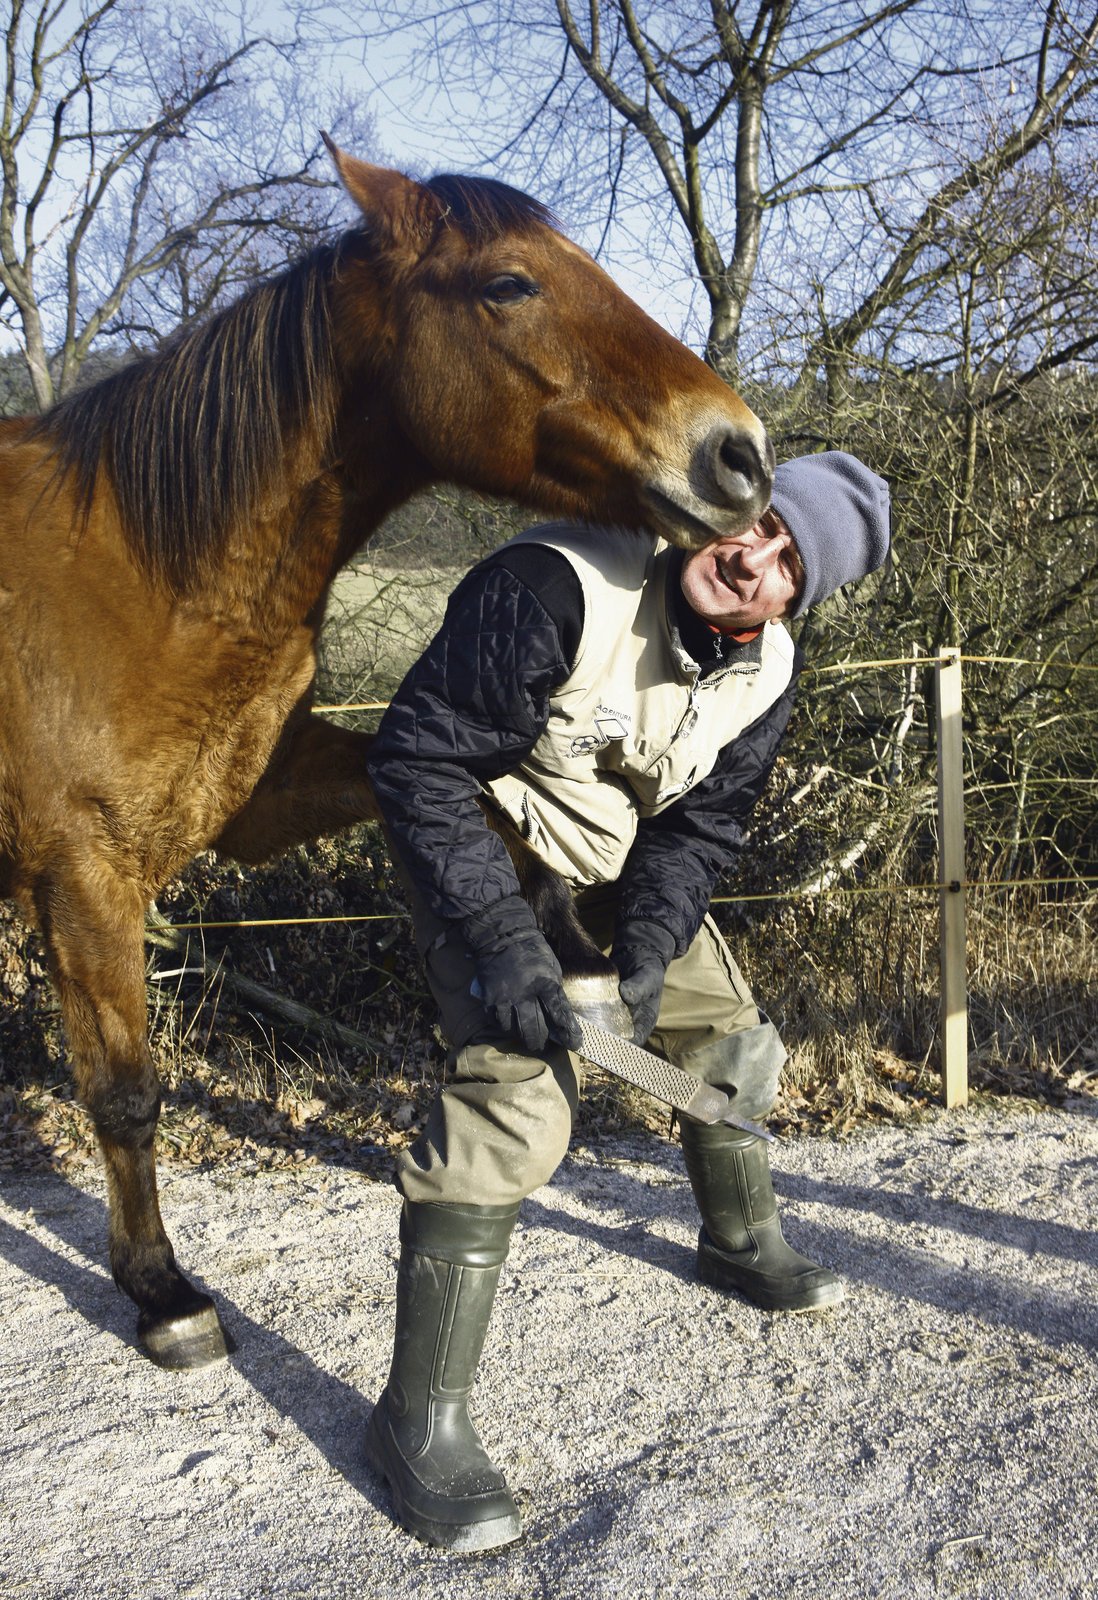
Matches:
[[486, 524, 796, 887]]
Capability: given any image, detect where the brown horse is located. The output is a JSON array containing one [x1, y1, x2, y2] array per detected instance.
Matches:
[[0, 141, 772, 1369]]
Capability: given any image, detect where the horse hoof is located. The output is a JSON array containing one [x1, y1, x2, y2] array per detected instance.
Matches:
[[564, 973, 634, 1038], [139, 1302, 232, 1370]]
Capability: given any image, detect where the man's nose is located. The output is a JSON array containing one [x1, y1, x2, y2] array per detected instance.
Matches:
[[738, 536, 771, 574]]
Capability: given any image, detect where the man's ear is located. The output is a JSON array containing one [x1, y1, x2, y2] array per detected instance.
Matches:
[[322, 134, 441, 249]]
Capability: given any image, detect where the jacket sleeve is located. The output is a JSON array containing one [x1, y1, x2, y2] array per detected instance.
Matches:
[[364, 559, 575, 923], [616, 665, 801, 955]]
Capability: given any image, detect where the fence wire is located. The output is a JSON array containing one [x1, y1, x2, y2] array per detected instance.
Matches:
[[164, 651, 1094, 938]]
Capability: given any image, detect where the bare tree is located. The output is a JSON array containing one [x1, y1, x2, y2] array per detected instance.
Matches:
[[789, 149, 1098, 892], [360, 2, 1098, 389], [0, 0, 372, 409]]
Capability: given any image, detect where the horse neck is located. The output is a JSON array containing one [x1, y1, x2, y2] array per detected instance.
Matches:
[[193, 444, 340, 634], [189, 399, 426, 643], [144, 239, 430, 631]]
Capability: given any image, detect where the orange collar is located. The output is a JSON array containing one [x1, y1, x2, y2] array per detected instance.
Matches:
[[708, 623, 765, 645]]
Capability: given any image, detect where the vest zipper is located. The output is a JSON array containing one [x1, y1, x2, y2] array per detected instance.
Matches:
[[642, 668, 700, 781]]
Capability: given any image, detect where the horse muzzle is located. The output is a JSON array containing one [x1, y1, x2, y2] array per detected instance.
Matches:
[[642, 419, 775, 548]]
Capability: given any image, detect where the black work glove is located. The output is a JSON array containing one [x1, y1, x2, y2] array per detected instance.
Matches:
[[461, 895, 582, 1054], [612, 919, 678, 1045]]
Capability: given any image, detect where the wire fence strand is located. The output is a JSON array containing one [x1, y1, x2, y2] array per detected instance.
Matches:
[[155, 876, 1098, 934], [161, 649, 1094, 937]]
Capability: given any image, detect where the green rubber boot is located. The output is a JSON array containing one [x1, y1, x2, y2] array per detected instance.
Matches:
[[680, 1120, 843, 1313], [365, 1199, 523, 1552]]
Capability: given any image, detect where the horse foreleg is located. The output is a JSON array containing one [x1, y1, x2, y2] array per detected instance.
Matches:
[[480, 806, 615, 980], [213, 714, 382, 865], [214, 712, 612, 978], [37, 864, 229, 1369]]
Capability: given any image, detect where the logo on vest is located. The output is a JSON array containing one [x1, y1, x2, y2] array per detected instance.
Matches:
[[570, 704, 632, 757]]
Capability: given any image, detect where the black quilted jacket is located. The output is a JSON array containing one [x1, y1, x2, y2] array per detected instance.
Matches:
[[365, 543, 802, 955]]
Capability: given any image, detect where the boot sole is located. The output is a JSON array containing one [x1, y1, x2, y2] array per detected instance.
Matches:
[[365, 1403, 523, 1552], [697, 1247, 845, 1314]]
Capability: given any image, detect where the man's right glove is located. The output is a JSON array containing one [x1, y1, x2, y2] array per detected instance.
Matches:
[[461, 895, 582, 1055], [611, 919, 678, 1045]]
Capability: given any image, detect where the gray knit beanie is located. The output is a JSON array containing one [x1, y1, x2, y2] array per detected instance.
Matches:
[[770, 451, 891, 619]]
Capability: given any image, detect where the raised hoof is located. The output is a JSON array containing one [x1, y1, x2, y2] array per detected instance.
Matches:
[[365, 1398, 523, 1553], [563, 973, 634, 1039], [139, 1301, 232, 1369]]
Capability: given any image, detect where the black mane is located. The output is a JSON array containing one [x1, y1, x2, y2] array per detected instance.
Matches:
[[40, 244, 340, 593]]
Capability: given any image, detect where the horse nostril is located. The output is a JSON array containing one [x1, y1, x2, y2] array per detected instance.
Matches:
[[713, 426, 774, 509]]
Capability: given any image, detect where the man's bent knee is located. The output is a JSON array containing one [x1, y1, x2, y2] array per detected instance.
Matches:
[[397, 1043, 579, 1206], [675, 1015, 787, 1121]]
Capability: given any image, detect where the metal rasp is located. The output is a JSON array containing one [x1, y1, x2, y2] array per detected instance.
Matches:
[[565, 976, 775, 1142]]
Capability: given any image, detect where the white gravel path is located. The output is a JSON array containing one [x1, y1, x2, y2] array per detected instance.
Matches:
[[1, 1100, 1096, 1600]]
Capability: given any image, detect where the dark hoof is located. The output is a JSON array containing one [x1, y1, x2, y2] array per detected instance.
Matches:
[[139, 1300, 233, 1369], [561, 950, 619, 980]]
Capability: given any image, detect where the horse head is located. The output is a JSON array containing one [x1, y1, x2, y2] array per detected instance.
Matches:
[[325, 140, 773, 548]]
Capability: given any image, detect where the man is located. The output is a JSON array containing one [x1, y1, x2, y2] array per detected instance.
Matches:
[[363, 450, 891, 1552]]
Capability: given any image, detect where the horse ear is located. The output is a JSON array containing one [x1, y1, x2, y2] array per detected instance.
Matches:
[[322, 134, 439, 247]]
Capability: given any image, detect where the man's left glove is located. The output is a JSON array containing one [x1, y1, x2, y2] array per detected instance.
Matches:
[[612, 918, 678, 1045], [461, 894, 582, 1055]]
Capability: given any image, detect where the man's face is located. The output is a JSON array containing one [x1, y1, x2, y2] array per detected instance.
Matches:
[[679, 510, 803, 630]]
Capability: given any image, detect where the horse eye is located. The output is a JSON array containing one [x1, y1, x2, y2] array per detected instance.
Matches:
[[481, 273, 539, 307]]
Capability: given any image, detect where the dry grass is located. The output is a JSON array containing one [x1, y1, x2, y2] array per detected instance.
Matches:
[[966, 891, 1098, 1090], [716, 884, 1098, 1135]]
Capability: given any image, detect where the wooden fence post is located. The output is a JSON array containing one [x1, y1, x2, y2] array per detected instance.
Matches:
[[935, 647, 969, 1107]]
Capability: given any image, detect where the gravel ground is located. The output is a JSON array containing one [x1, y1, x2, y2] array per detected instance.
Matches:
[[1, 1099, 1096, 1600]]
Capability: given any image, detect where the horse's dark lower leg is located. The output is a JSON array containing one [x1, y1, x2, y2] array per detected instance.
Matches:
[[39, 869, 229, 1368], [482, 807, 615, 980], [93, 1090, 229, 1367]]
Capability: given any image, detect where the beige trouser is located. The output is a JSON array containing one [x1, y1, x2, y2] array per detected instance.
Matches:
[[396, 880, 766, 1206]]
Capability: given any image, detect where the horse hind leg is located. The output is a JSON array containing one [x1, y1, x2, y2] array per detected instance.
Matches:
[[37, 864, 230, 1369]]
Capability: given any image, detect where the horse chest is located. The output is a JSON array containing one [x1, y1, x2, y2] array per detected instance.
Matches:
[[89, 629, 319, 883], [179, 659, 316, 804]]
